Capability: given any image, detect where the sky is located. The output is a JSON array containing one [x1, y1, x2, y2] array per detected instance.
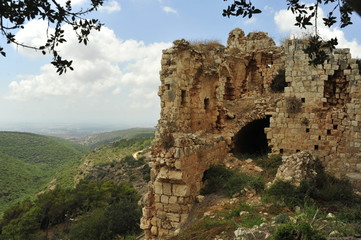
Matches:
[[0, 0, 360, 130]]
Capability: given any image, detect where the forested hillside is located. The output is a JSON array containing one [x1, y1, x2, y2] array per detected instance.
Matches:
[[75, 128, 155, 148], [0, 132, 87, 214], [75, 137, 152, 195], [0, 180, 141, 240], [0, 131, 154, 240]]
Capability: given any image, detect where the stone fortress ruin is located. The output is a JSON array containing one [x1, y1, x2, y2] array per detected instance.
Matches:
[[140, 28, 361, 239]]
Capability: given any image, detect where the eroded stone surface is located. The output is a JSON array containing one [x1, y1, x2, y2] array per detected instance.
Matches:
[[275, 151, 318, 186], [141, 28, 361, 239]]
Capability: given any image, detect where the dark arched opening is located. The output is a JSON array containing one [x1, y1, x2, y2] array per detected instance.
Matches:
[[232, 117, 270, 156]]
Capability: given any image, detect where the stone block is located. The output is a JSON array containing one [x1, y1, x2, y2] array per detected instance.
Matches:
[[172, 184, 190, 197], [166, 213, 181, 222], [174, 160, 182, 169], [168, 170, 183, 180], [161, 195, 169, 204], [171, 221, 181, 229], [163, 183, 172, 195], [140, 218, 151, 230], [155, 194, 161, 203], [151, 217, 158, 226], [165, 203, 181, 213], [169, 196, 178, 204], [155, 203, 164, 210], [154, 181, 163, 195], [356, 164, 361, 171], [158, 229, 169, 236], [346, 173, 361, 181], [151, 226, 158, 235]]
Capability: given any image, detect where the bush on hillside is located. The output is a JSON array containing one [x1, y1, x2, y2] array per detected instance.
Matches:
[[272, 221, 326, 240], [0, 180, 141, 240], [68, 198, 141, 240], [265, 160, 358, 212], [264, 180, 305, 208], [201, 165, 264, 197]]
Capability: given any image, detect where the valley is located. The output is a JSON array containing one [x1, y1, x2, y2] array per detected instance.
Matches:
[[0, 128, 154, 215]]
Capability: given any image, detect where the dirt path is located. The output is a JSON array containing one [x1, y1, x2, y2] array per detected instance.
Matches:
[[132, 150, 143, 160]]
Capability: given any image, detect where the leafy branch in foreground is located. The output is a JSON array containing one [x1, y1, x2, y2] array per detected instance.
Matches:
[[0, 0, 104, 74], [222, 0, 359, 65]]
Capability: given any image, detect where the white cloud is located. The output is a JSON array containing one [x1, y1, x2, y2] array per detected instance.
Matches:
[[162, 6, 177, 14], [264, 5, 275, 14], [274, 7, 361, 58], [6, 20, 172, 119], [99, 0, 121, 13], [12, 19, 53, 57], [244, 18, 256, 25]]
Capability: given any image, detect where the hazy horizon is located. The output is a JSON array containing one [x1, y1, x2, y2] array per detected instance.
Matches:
[[0, 121, 156, 138]]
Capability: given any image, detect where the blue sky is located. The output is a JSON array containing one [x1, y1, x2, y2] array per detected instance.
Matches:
[[0, 0, 360, 130]]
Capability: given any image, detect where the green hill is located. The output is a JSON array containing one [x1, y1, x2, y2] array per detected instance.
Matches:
[[76, 128, 155, 148], [76, 137, 152, 183], [0, 131, 88, 214], [0, 132, 154, 240]]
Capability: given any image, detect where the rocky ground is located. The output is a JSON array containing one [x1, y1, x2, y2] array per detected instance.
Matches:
[[169, 152, 361, 240]]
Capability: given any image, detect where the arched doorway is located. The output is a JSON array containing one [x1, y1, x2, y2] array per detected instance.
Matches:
[[232, 117, 270, 156]]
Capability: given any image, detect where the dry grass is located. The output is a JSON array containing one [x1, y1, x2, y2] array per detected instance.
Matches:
[[286, 96, 302, 114], [189, 39, 224, 51]]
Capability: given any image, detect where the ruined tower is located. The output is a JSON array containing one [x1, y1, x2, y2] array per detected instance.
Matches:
[[140, 28, 361, 239]]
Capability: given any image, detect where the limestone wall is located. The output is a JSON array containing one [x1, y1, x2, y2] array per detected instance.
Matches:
[[141, 28, 361, 239], [268, 40, 361, 182]]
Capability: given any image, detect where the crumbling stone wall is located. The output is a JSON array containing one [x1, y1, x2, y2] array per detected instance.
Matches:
[[140, 28, 361, 239], [267, 40, 361, 183]]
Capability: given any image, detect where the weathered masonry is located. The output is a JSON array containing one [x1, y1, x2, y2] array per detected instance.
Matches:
[[140, 28, 361, 239]]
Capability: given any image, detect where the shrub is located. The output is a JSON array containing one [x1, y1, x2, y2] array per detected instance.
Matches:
[[141, 164, 151, 181], [225, 173, 264, 196], [226, 202, 251, 219], [201, 165, 232, 195], [201, 165, 265, 197], [270, 69, 287, 93], [122, 155, 142, 167], [235, 154, 282, 170], [226, 203, 264, 228], [336, 204, 361, 223], [298, 162, 354, 202], [274, 214, 290, 224], [242, 214, 264, 228], [286, 97, 302, 114], [301, 117, 309, 126], [263, 180, 305, 208], [255, 155, 282, 170], [68, 208, 110, 240], [0, 180, 141, 240], [265, 162, 360, 219], [272, 221, 326, 240], [105, 199, 142, 236]]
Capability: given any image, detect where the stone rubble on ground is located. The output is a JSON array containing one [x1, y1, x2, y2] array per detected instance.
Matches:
[[274, 151, 318, 186], [234, 223, 273, 240]]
